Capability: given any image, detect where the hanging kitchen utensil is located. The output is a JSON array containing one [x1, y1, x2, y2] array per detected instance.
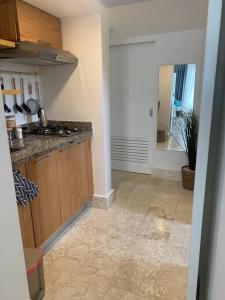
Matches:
[[12, 77, 23, 113], [35, 81, 42, 117], [26, 83, 40, 115], [20, 78, 31, 113], [1, 77, 11, 113]]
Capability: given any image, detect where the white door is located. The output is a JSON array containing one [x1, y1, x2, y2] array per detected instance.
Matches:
[[110, 42, 156, 174]]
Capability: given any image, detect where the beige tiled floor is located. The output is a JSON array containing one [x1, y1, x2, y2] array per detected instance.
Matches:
[[44, 171, 193, 300]]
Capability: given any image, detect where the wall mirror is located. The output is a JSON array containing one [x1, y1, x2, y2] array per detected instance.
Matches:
[[157, 64, 196, 151]]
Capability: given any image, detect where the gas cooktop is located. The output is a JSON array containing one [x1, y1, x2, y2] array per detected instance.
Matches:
[[29, 126, 80, 137]]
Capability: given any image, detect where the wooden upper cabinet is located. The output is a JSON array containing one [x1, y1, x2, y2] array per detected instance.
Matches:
[[27, 152, 62, 247], [16, 163, 36, 248], [0, 0, 18, 41], [0, 0, 62, 49]]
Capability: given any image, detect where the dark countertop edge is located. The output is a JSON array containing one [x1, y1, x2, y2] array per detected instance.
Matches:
[[12, 131, 92, 168]]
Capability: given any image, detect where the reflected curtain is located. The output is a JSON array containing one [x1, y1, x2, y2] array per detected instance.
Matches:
[[174, 64, 187, 101], [182, 64, 196, 111]]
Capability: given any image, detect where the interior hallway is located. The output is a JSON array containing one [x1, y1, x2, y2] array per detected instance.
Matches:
[[44, 171, 193, 299]]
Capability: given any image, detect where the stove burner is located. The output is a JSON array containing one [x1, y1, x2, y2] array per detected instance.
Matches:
[[30, 126, 79, 137]]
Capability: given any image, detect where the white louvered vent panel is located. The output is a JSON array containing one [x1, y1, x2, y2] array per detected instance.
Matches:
[[111, 136, 149, 163]]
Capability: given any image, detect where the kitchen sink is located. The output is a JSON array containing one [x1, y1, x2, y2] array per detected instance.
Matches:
[[10, 147, 24, 153]]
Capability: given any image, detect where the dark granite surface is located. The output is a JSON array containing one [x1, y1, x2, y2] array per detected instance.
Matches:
[[10, 121, 92, 167]]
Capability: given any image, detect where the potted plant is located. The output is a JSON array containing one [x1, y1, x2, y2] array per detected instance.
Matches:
[[178, 111, 199, 190]]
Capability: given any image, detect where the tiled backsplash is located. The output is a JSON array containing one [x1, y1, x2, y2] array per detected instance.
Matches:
[[0, 63, 40, 126]]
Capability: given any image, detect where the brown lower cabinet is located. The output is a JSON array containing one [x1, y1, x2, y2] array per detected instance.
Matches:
[[56, 145, 78, 224], [17, 163, 36, 248], [17, 138, 93, 248], [56, 139, 94, 223], [27, 151, 62, 247]]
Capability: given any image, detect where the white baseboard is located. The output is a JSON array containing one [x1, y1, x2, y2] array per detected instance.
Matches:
[[112, 160, 151, 174], [152, 168, 181, 181], [93, 189, 115, 209]]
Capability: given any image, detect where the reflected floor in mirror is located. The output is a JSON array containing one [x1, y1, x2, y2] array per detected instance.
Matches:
[[43, 171, 193, 300], [157, 134, 185, 151]]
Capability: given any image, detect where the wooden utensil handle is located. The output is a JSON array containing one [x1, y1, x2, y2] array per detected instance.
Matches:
[[11, 78, 17, 100], [0, 77, 4, 90], [28, 84, 32, 95], [20, 78, 25, 102]]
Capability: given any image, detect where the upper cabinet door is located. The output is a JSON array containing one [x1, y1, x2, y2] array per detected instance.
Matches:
[[16, 0, 62, 49], [0, 0, 18, 41], [0, 0, 62, 49]]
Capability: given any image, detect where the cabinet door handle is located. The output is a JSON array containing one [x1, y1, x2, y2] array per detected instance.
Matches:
[[149, 108, 154, 118]]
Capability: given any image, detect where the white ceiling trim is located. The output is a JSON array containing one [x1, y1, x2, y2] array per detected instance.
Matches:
[[100, 0, 150, 8]]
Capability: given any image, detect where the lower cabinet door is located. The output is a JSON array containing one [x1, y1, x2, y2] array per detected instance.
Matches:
[[56, 146, 76, 224], [27, 152, 62, 247], [71, 139, 94, 210], [18, 204, 36, 248], [17, 163, 36, 248]]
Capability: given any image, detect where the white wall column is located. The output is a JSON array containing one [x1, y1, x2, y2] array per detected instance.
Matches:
[[40, 13, 112, 204], [0, 98, 29, 299]]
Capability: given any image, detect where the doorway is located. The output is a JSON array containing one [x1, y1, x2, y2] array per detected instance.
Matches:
[[110, 42, 156, 174]]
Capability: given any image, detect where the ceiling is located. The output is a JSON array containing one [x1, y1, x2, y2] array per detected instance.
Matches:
[[24, 0, 208, 39], [24, 0, 104, 18], [24, 0, 151, 18]]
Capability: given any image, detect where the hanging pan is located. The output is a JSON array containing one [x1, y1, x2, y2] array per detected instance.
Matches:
[[26, 82, 40, 115]]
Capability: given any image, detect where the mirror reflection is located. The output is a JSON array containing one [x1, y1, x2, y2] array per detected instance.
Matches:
[[157, 64, 196, 151]]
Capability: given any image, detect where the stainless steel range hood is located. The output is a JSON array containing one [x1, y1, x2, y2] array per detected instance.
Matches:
[[0, 41, 78, 66]]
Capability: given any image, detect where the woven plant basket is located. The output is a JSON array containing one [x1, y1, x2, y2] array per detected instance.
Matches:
[[181, 166, 195, 191]]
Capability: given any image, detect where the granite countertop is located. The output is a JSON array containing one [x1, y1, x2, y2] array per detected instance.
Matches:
[[10, 121, 92, 167]]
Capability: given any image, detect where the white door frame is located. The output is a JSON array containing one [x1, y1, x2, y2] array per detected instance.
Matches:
[[110, 2, 222, 298], [188, 0, 222, 299]]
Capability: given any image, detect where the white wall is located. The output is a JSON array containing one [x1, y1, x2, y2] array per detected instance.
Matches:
[[0, 62, 39, 125], [40, 13, 111, 197], [108, 0, 208, 40], [158, 65, 173, 130], [110, 29, 205, 171], [0, 96, 30, 299]]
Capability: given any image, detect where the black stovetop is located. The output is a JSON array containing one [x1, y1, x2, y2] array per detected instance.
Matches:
[[29, 126, 79, 137]]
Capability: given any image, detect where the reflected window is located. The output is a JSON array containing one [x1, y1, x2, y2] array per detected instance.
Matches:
[[157, 64, 196, 151]]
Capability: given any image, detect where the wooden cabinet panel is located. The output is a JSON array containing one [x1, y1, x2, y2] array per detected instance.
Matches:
[[84, 138, 94, 200], [27, 152, 62, 247], [70, 139, 94, 210], [16, 0, 62, 48], [17, 138, 93, 246], [56, 146, 77, 224], [0, 0, 62, 49], [0, 0, 18, 41], [16, 163, 35, 248]]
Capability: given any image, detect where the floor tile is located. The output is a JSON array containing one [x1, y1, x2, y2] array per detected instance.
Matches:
[[44, 171, 193, 300]]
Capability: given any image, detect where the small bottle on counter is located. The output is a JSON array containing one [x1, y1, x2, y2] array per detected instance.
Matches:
[[15, 127, 24, 140]]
